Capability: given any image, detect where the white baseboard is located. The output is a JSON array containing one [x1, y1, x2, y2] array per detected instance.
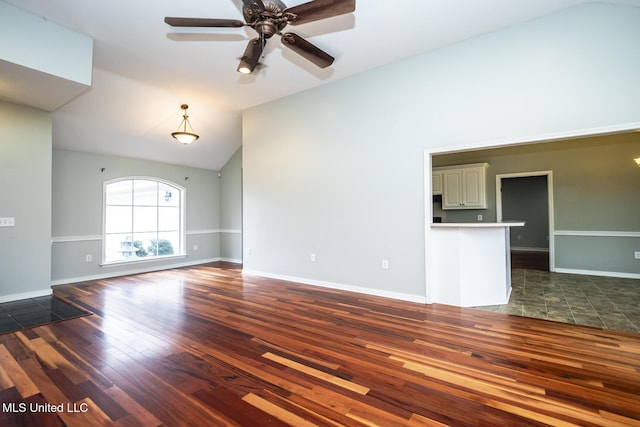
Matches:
[[554, 268, 640, 280], [511, 247, 549, 252], [0, 288, 52, 303], [241, 270, 427, 304], [219, 258, 243, 264], [50, 258, 222, 286]]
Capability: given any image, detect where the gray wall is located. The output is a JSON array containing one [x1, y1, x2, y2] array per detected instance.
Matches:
[[219, 147, 243, 262], [51, 149, 222, 283], [0, 101, 52, 301], [242, 3, 640, 300]]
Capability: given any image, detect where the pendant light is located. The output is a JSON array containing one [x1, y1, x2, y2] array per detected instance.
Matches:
[[171, 104, 199, 144]]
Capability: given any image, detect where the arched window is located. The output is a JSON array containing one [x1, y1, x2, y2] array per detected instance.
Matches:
[[103, 178, 184, 264]]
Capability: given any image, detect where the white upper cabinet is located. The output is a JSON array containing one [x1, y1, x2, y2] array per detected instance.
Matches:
[[432, 171, 443, 195], [435, 163, 488, 209]]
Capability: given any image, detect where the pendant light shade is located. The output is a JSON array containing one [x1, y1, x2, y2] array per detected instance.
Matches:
[[171, 104, 199, 144]]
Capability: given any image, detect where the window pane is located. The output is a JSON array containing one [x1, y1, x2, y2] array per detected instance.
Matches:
[[105, 206, 132, 234], [133, 206, 157, 233], [158, 206, 179, 231], [105, 233, 137, 262], [133, 232, 157, 257], [159, 182, 179, 207], [134, 180, 158, 206], [158, 231, 179, 256], [106, 180, 132, 205]]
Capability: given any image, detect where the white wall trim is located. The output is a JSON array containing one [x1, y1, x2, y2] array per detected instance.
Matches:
[[219, 229, 242, 234], [0, 288, 52, 303], [554, 230, 640, 238], [423, 151, 434, 304], [186, 229, 220, 235], [51, 258, 221, 286], [51, 229, 243, 243], [554, 268, 640, 280], [242, 270, 428, 304], [512, 246, 549, 252], [428, 121, 640, 155], [187, 229, 242, 235], [52, 235, 102, 243], [219, 257, 243, 264]]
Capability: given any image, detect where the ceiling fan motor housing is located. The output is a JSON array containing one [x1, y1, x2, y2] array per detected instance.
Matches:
[[244, 0, 288, 38]]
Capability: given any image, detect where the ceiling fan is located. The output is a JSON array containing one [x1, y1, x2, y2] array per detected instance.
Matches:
[[165, 0, 356, 74]]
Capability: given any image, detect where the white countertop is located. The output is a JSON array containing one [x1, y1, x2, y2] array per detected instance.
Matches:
[[431, 221, 525, 228]]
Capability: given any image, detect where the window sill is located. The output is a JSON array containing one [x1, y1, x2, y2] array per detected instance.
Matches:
[[101, 254, 187, 268]]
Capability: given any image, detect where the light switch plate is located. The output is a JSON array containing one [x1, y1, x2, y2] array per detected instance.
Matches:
[[0, 217, 15, 227]]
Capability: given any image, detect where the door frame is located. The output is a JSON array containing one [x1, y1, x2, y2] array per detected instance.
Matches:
[[496, 171, 555, 271]]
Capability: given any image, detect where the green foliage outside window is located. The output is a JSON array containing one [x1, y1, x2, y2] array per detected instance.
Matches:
[[147, 239, 174, 256]]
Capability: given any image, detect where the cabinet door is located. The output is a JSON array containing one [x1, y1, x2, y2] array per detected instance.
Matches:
[[461, 168, 484, 208], [442, 170, 462, 209], [432, 172, 443, 195]]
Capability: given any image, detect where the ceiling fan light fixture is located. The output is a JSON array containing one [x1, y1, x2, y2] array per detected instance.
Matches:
[[237, 62, 253, 74], [171, 104, 199, 144], [237, 38, 265, 74]]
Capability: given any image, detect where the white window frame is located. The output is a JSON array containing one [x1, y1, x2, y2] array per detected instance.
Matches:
[[102, 176, 186, 266]]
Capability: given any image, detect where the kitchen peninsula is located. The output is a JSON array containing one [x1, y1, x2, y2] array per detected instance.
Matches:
[[429, 222, 525, 307]]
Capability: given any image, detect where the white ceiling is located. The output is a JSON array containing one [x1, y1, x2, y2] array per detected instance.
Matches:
[[3, 0, 640, 170]]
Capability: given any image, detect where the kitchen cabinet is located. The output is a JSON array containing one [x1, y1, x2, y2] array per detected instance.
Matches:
[[432, 172, 443, 195], [435, 163, 488, 209]]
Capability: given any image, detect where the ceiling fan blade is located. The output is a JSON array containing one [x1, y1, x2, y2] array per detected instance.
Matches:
[[284, 0, 355, 25], [281, 32, 334, 68], [164, 17, 245, 28], [238, 38, 266, 74]]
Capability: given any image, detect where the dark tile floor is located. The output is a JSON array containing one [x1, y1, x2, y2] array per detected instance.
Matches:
[[475, 268, 640, 334], [0, 295, 89, 334]]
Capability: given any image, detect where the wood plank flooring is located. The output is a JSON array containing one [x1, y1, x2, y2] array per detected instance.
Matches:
[[511, 251, 549, 271], [1, 262, 639, 426]]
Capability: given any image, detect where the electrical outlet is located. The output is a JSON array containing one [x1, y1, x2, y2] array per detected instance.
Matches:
[[382, 259, 389, 270], [85, 254, 92, 262], [310, 253, 316, 262], [246, 247, 252, 255], [193, 244, 198, 251], [477, 214, 483, 221], [635, 251, 640, 259]]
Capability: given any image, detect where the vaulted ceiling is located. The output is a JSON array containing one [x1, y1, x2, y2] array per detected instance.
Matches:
[[2, 0, 640, 170]]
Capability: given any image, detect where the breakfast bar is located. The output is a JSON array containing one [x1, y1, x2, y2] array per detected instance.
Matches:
[[429, 222, 525, 307]]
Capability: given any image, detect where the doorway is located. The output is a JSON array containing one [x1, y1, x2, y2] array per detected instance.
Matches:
[[496, 171, 554, 271]]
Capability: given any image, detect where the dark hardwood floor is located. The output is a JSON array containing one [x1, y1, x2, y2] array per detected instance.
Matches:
[[511, 250, 549, 271], [1, 262, 639, 426]]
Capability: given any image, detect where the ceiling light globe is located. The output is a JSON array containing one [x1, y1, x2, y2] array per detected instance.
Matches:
[[172, 131, 199, 144]]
